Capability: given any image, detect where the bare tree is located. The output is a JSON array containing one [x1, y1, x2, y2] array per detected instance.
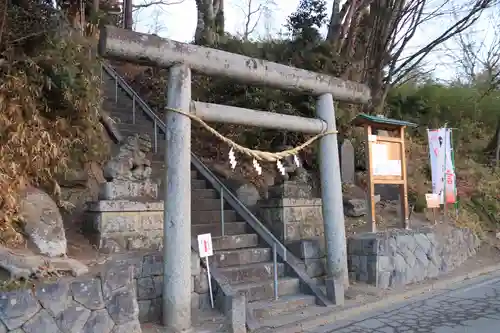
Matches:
[[326, 0, 496, 112], [195, 0, 224, 45], [132, 6, 143, 30], [133, 0, 185, 9], [147, 7, 167, 34], [124, 0, 133, 29], [262, 0, 274, 37], [447, 16, 500, 86], [123, 0, 185, 30], [235, 0, 276, 40], [444, 10, 500, 165]]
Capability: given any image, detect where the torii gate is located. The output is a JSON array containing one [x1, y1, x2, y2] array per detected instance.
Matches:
[[98, 25, 371, 332]]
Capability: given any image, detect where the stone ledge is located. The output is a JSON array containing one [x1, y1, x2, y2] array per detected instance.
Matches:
[[93, 230, 164, 253], [99, 180, 158, 200], [347, 226, 481, 289], [84, 202, 165, 252], [88, 212, 164, 234], [259, 198, 322, 208], [88, 200, 164, 212]]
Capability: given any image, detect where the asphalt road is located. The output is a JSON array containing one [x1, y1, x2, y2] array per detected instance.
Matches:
[[310, 271, 500, 333]]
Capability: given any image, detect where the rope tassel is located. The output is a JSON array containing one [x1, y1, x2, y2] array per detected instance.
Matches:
[[276, 160, 286, 175], [253, 159, 262, 175]]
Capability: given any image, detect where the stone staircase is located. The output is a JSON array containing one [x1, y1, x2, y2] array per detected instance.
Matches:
[[100, 68, 330, 332]]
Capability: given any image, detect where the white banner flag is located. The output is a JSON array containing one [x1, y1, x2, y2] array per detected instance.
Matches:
[[427, 128, 456, 204]]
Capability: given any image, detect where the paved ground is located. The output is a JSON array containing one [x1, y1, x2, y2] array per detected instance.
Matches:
[[310, 271, 500, 333]]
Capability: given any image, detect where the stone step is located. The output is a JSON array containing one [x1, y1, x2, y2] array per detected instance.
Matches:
[[231, 277, 300, 302], [212, 234, 259, 251], [110, 114, 157, 128], [249, 304, 330, 333], [192, 179, 207, 190], [213, 248, 270, 268], [150, 167, 197, 180], [109, 111, 164, 126], [103, 100, 134, 111], [116, 124, 164, 139], [191, 210, 237, 224], [247, 294, 317, 321], [152, 189, 219, 200], [192, 189, 217, 199], [218, 262, 285, 284], [102, 84, 132, 97], [102, 94, 131, 105], [191, 198, 223, 211], [109, 109, 159, 124], [154, 180, 206, 191], [191, 222, 247, 237]]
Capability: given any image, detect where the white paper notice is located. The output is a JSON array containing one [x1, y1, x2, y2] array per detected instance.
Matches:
[[372, 144, 402, 176], [372, 143, 388, 176], [386, 160, 402, 176]]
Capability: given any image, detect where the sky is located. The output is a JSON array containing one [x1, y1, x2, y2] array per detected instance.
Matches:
[[132, 0, 497, 82]]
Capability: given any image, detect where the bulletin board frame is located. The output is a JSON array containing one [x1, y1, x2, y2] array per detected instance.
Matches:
[[352, 114, 417, 232]]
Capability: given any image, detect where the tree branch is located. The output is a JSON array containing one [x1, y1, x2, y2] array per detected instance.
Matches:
[[390, 0, 493, 86], [133, 0, 185, 9]]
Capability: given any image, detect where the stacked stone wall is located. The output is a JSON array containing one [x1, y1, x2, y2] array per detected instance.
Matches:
[[0, 251, 208, 333], [348, 226, 481, 288]]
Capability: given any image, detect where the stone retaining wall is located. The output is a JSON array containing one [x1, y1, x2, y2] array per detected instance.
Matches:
[[129, 252, 211, 322], [347, 226, 481, 289], [0, 251, 209, 333]]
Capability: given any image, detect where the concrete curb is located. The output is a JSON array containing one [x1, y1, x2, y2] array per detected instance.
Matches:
[[268, 262, 500, 333]]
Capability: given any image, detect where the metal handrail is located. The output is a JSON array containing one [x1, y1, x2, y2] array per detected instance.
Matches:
[[100, 62, 330, 305]]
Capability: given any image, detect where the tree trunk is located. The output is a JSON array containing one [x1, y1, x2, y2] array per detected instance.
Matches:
[[92, 0, 99, 17], [365, 64, 388, 114], [326, 0, 342, 42], [65, 0, 85, 32], [194, 0, 224, 46], [0, 0, 7, 48], [124, 0, 133, 30], [486, 117, 500, 165]]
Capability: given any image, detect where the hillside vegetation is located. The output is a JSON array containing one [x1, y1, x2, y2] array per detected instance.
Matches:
[[0, 2, 107, 244]]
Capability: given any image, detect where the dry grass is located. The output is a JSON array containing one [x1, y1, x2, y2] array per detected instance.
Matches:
[[0, 3, 109, 245]]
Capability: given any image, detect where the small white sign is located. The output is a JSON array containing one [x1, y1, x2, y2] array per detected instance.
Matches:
[[197, 233, 215, 309], [368, 134, 377, 142], [197, 233, 213, 258]]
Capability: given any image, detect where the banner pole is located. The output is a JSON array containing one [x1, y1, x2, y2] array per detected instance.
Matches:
[[443, 126, 448, 224], [450, 129, 458, 216]]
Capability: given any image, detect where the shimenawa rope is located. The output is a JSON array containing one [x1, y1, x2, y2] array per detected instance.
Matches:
[[165, 107, 338, 162]]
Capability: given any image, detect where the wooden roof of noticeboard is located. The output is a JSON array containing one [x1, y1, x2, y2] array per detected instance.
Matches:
[[352, 114, 418, 130]]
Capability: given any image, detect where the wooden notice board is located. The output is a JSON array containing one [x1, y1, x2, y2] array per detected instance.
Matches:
[[352, 114, 417, 232]]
